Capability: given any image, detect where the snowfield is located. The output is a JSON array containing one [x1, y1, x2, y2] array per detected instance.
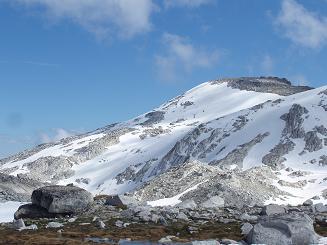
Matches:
[[0, 202, 26, 223]]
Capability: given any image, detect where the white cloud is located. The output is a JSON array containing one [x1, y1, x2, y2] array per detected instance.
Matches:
[[39, 128, 75, 144], [261, 54, 274, 74], [290, 74, 310, 86], [10, 0, 155, 39], [155, 33, 219, 82], [275, 0, 327, 49], [164, 0, 213, 8]]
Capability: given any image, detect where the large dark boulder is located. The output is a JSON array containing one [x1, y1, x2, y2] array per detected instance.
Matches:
[[31, 185, 93, 214], [14, 204, 58, 220], [246, 213, 319, 245], [105, 195, 124, 207]]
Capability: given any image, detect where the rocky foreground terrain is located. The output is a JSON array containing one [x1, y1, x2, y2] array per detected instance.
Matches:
[[1, 185, 327, 244]]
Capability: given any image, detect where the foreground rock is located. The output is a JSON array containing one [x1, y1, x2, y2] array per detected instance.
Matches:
[[31, 185, 93, 214], [14, 204, 57, 220], [246, 213, 319, 245]]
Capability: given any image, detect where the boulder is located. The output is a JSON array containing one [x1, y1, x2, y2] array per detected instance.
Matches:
[[241, 223, 253, 235], [46, 222, 64, 228], [246, 213, 319, 245], [261, 204, 286, 216], [14, 204, 57, 220], [314, 203, 327, 213], [176, 212, 189, 221], [31, 185, 93, 214], [303, 199, 313, 206], [176, 199, 197, 209], [200, 196, 224, 209], [13, 219, 25, 230], [105, 195, 124, 207], [240, 213, 258, 222]]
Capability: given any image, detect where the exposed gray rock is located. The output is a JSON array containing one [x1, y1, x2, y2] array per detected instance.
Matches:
[[319, 155, 327, 166], [13, 219, 25, 230], [261, 204, 286, 216], [46, 222, 64, 228], [32, 185, 93, 214], [75, 178, 90, 185], [72, 128, 133, 163], [210, 133, 269, 168], [211, 77, 312, 96], [176, 199, 198, 209], [140, 111, 165, 126], [0, 173, 44, 202], [240, 213, 257, 222], [288, 170, 310, 177], [246, 213, 319, 245], [277, 179, 307, 188], [315, 125, 327, 136], [22, 156, 74, 183], [176, 212, 189, 221], [303, 199, 313, 206], [262, 140, 295, 169], [314, 203, 327, 213], [280, 104, 308, 139], [133, 162, 287, 209], [241, 223, 253, 236], [304, 131, 323, 152], [139, 126, 170, 140], [200, 196, 224, 209], [96, 220, 106, 229], [181, 101, 194, 108], [105, 195, 124, 207]]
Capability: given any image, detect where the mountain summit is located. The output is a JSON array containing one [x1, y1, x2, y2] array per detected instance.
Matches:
[[0, 77, 326, 206]]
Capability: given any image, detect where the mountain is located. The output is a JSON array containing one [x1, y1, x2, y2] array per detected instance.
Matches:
[[0, 76, 326, 206]]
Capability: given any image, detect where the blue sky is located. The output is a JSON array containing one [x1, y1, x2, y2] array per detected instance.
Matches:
[[1, 0, 327, 158]]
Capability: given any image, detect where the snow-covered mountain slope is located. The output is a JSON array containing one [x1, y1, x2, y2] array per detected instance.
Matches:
[[1, 77, 326, 206]]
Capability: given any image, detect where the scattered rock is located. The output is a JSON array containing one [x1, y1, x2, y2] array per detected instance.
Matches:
[[158, 235, 176, 243], [220, 238, 238, 244], [68, 217, 77, 222], [96, 220, 106, 229], [13, 219, 25, 230], [46, 222, 64, 229], [176, 212, 189, 221]]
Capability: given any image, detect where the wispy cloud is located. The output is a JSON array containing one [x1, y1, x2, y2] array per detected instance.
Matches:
[[22, 61, 59, 67], [275, 0, 327, 49], [0, 60, 59, 67], [38, 128, 77, 144], [9, 0, 156, 40], [261, 54, 274, 74], [163, 0, 213, 8], [155, 33, 219, 82]]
